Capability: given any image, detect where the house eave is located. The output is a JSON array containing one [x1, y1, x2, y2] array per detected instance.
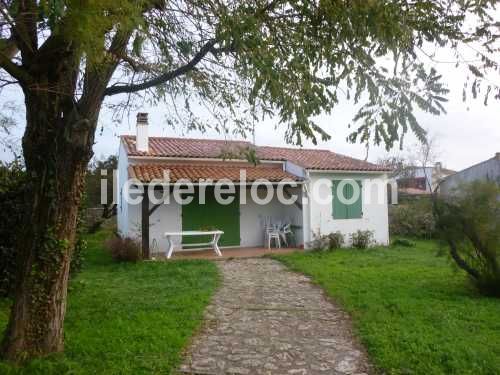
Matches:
[[128, 155, 285, 164], [131, 180, 305, 187], [306, 169, 390, 174]]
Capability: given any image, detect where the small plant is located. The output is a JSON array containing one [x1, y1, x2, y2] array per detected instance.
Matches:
[[350, 230, 375, 249], [105, 236, 142, 262], [309, 231, 345, 251], [327, 231, 345, 249], [70, 203, 87, 276], [70, 236, 87, 274], [308, 232, 330, 251]]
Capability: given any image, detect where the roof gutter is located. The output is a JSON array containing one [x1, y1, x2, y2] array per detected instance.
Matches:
[[307, 169, 391, 174], [132, 180, 304, 187]]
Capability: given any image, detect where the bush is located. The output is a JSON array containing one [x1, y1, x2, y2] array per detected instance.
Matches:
[[0, 160, 86, 295], [350, 230, 374, 249], [308, 231, 345, 251], [71, 231, 87, 276], [391, 238, 416, 248], [105, 236, 142, 262], [327, 231, 345, 249], [435, 181, 500, 297], [0, 160, 26, 297], [389, 199, 435, 238]]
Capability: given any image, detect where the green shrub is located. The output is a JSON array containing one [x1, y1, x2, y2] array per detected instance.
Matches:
[[391, 238, 416, 248], [71, 229, 87, 276], [0, 160, 26, 297], [0, 160, 86, 295], [309, 231, 345, 251], [327, 231, 345, 249], [435, 181, 500, 297], [350, 230, 374, 249], [105, 236, 142, 262], [389, 199, 435, 238]]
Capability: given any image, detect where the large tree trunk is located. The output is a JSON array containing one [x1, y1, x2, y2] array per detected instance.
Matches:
[[0, 24, 129, 362], [1, 88, 98, 362]]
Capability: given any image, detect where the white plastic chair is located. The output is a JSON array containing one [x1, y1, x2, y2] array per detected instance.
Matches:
[[265, 224, 281, 249]]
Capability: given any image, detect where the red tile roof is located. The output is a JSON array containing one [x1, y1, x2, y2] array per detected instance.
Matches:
[[121, 136, 390, 172], [256, 146, 388, 171], [128, 164, 301, 183], [122, 136, 251, 159]]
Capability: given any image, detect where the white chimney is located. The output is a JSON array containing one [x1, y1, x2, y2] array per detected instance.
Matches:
[[136, 112, 149, 152]]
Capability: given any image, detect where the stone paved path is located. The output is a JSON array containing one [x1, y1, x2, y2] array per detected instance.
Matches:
[[178, 258, 371, 375]]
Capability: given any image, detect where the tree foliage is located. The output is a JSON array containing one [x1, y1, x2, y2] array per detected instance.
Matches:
[[1, 1, 498, 147], [435, 181, 500, 297]]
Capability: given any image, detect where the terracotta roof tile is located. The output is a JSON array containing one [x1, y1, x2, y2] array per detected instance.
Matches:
[[256, 146, 388, 171], [121, 136, 390, 172], [122, 136, 251, 159], [128, 164, 301, 183]]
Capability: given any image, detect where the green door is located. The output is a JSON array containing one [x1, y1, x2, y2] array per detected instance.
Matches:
[[182, 187, 240, 247]]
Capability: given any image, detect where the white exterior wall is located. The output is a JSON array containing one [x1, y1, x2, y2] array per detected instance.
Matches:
[[126, 191, 183, 253], [306, 172, 390, 246]]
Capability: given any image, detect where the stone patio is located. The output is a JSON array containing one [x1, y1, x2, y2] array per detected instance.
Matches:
[[159, 247, 301, 260], [178, 258, 372, 374]]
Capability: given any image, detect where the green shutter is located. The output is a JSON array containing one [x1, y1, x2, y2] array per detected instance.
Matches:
[[332, 180, 348, 219], [347, 180, 363, 219], [332, 180, 363, 220]]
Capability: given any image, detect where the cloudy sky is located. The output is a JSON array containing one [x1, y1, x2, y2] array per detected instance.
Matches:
[[1, 52, 499, 172]]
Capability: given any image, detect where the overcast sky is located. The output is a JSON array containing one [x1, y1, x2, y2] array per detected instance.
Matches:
[[1, 52, 499, 172]]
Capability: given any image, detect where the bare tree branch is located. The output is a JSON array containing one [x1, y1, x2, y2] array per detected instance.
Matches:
[[104, 39, 217, 96], [0, 50, 30, 83]]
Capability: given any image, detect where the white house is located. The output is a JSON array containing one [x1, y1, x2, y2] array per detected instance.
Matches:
[[117, 113, 392, 257]]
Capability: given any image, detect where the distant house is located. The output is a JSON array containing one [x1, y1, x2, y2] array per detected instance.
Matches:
[[440, 153, 500, 195], [396, 163, 455, 198], [116, 113, 392, 257]]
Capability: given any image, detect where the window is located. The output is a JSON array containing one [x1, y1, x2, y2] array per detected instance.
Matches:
[[332, 180, 363, 219]]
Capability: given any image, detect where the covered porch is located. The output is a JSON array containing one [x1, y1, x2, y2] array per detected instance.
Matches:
[[130, 162, 307, 259]]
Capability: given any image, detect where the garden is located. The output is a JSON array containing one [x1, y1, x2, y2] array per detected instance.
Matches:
[[273, 240, 500, 374], [0, 226, 219, 374]]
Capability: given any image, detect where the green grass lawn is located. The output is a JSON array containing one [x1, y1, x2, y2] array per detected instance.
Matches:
[[0, 228, 219, 374], [273, 241, 500, 375]]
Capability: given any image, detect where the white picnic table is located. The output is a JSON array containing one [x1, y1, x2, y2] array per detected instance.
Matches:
[[164, 230, 224, 259]]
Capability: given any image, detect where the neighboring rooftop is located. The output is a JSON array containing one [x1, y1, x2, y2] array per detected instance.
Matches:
[[121, 135, 390, 172]]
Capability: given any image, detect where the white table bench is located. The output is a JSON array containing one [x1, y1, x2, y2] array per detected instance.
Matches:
[[164, 230, 224, 259]]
